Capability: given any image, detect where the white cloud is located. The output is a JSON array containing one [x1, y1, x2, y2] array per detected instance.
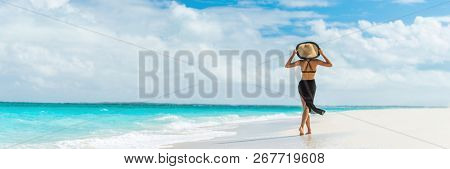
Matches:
[[279, 0, 329, 7], [30, 0, 70, 9], [301, 17, 450, 105], [393, 0, 426, 4], [238, 0, 330, 8], [1, 0, 449, 106], [0, 0, 324, 103]]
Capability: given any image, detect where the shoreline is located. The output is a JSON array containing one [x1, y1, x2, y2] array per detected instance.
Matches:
[[0, 101, 441, 108], [167, 108, 450, 149]]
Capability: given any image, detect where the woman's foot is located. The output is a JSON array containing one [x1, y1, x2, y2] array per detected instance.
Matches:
[[306, 130, 312, 135], [299, 127, 305, 136]]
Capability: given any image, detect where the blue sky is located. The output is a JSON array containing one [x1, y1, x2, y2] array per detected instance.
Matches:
[[177, 0, 450, 22], [172, 0, 450, 38], [0, 0, 450, 106]]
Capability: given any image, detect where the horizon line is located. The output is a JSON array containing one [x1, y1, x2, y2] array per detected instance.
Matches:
[[0, 101, 445, 108]]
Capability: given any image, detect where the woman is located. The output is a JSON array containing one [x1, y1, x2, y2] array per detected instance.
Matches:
[[285, 43, 333, 136]]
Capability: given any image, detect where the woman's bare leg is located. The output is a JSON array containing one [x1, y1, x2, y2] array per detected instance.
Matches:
[[300, 109, 308, 136], [306, 114, 312, 134], [299, 97, 308, 136]]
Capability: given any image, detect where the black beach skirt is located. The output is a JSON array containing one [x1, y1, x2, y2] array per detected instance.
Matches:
[[298, 80, 325, 115]]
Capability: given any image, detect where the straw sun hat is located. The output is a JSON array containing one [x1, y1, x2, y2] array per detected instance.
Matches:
[[296, 42, 320, 59]]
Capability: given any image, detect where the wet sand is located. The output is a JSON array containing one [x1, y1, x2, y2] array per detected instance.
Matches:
[[168, 108, 450, 149]]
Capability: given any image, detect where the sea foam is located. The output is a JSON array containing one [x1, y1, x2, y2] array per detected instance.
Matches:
[[18, 113, 296, 149]]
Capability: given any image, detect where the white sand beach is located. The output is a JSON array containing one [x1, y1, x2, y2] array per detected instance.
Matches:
[[168, 108, 450, 149]]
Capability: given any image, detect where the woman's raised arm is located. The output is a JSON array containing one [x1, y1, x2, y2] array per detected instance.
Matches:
[[285, 50, 301, 68], [317, 49, 333, 67]]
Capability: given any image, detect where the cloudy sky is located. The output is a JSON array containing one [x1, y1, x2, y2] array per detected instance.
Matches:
[[0, 0, 449, 106]]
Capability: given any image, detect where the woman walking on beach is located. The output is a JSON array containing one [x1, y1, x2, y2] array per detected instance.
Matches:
[[285, 42, 333, 136]]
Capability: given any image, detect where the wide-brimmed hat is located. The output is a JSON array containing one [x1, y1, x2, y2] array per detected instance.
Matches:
[[296, 42, 320, 59]]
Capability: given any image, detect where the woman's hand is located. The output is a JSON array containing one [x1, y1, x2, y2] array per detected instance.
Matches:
[[318, 49, 324, 56], [291, 49, 297, 57]]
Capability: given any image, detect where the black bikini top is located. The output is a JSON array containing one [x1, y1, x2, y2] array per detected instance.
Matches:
[[301, 59, 316, 73]]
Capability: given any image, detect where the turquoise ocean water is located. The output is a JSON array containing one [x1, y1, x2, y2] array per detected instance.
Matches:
[[0, 102, 419, 148]]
